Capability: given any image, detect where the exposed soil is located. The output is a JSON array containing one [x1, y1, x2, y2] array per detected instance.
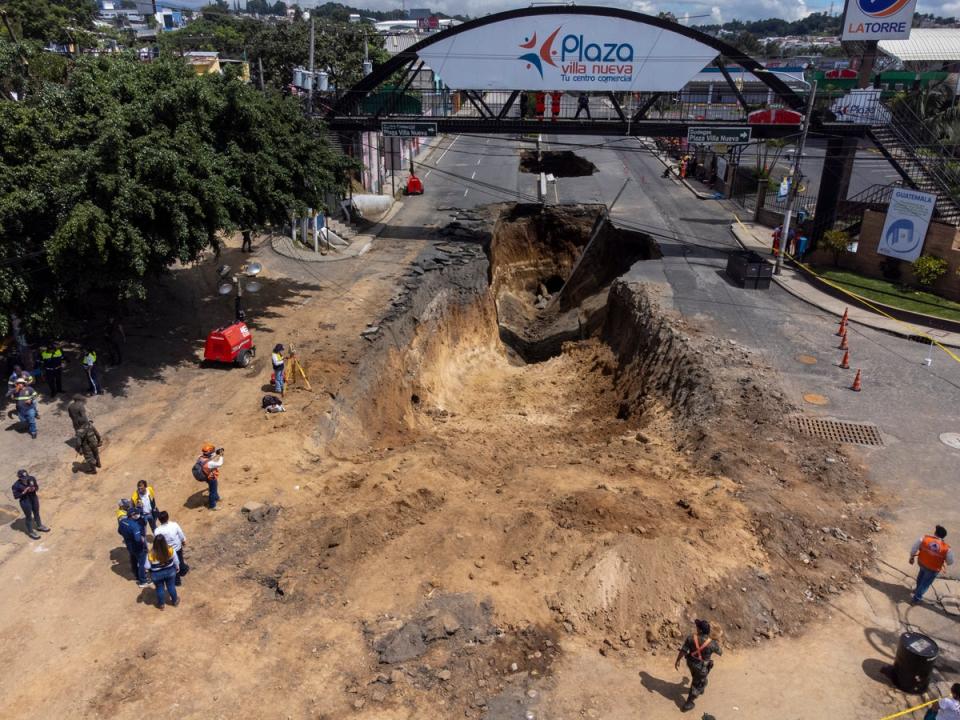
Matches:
[[519, 150, 597, 177], [0, 203, 880, 720]]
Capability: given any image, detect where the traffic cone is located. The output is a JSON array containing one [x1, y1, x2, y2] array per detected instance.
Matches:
[[838, 331, 848, 351], [851, 369, 862, 392], [840, 349, 850, 369], [836, 317, 847, 336], [841, 307, 849, 324]]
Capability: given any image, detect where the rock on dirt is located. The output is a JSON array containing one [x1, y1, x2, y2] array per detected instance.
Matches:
[[241, 502, 279, 523]]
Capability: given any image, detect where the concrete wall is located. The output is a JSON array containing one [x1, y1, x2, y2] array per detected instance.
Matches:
[[811, 209, 960, 301]]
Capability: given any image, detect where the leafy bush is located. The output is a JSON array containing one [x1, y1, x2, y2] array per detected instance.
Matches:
[[821, 229, 851, 266], [912, 255, 949, 287]]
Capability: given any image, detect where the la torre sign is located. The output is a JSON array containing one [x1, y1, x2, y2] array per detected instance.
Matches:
[[416, 13, 720, 91], [841, 0, 917, 41]]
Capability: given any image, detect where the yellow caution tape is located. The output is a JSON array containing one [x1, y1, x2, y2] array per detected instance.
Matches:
[[733, 215, 960, 365], [877, 698, 937, 720]]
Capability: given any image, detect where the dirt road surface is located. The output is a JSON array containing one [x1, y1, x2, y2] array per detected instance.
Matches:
[[0, 194, 941, 720]]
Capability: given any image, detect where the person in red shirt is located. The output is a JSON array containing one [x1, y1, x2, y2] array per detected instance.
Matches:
[[909, 525, 954, 603], [550, 91, 562, 122], [534, 92, 546, 121]]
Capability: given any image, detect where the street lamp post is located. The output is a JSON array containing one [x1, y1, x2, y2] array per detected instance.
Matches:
[[774, 78, 817, 276], [217, 262, 263, 321]]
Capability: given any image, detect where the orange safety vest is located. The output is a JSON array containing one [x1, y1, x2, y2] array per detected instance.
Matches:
[[917, 535, 950, 572]]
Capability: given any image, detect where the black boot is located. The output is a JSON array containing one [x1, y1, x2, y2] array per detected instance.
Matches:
[[35, 519, 50, 532], [26, 522, 39, 539], [681, 694, 695, 712]]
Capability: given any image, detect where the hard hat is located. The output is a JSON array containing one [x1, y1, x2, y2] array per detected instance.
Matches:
[[201, 443, 215, 454]]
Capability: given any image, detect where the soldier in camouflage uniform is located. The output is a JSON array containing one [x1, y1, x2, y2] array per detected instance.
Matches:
[[675, 619, 722, 712], [76, 419, 102, 473]]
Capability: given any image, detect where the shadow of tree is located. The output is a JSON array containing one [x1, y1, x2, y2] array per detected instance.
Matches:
[[14, 245, 321, 406]]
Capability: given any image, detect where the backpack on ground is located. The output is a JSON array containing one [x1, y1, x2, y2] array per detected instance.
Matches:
[[262, 394, 282, 409]]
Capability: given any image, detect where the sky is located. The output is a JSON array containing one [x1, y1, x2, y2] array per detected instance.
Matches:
[[172, 0, 960, 24]]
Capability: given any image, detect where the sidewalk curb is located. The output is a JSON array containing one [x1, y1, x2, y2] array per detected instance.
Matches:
[[729, 224, 960, 348], [642, 140, 717, 200], [271, 201, 406, 264]]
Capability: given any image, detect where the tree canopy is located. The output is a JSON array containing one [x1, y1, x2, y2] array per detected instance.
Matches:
[[0, 49, 353, 335], [158, 11, 389, 91], [0, 0, 98, 45]]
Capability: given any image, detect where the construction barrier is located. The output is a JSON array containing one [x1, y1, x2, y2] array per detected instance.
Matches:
[[733, 217, 960, 365]]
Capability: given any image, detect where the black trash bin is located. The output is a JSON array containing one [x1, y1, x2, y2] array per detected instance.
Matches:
[[725, 250, 773, 289], [893, 632, 939, 693]]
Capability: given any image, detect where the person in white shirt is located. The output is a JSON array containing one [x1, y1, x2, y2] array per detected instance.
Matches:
[[926, 684, 960, 720], [155, 511, 188, 586]]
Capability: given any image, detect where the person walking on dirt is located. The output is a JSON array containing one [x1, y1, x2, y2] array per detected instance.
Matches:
[[82, 348, 103, 396], [6, 365, 32, 398], [271, 344, 285, 395], [241, 229, 253, 253], [118, 507, 149, 588], [132, 480, 159, 532], [67, 394, 90, 431], [145, 534, 180, 608], [925, 683, 960, 720], [156, 510, 188, 586], [575, 93, 591, 119], [675, 619, 722, 712], [13, 379, 39, 439], [193, 444, 224, 510], [909, 525, 954, 604], [12, 470, 50, 540], [40, 343, 64, 397], [76, 420, 102, 473]]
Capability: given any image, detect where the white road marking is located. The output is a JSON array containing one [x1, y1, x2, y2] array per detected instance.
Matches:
[[425, 169, 432, 178], [464, 189, 469, 197], [476, 158, 482, 165], [471, 171, 476, 179], [436, 135, 460, 165]]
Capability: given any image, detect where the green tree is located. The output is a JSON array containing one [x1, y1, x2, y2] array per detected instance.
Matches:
[[821, 229, 851, 267], [0, 55, 353, 336], [0, 0, 97, 45], [911, 254, 948, 287]]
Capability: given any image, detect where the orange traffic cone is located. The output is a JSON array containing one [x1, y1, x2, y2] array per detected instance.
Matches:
[[840, 349, 850, 369], [836, 317, 847, 336], [839, 331, 848, 351], [840, 307, 849, 324], [851, 369, 862, 391]]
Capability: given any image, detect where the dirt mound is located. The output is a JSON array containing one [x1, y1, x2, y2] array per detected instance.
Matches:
[[519, 150, 597, 177]]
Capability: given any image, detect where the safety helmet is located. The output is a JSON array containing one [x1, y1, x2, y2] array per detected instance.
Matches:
[[201, 443, 215, 455]]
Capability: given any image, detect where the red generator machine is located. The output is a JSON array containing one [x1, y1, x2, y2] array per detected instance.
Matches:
[[203, 321, 255, 367], [406, 174, 424, 195]]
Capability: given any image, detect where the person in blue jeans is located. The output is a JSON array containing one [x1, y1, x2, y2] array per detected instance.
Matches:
[[145, 534, 180, 608], [118, 508, 149, 588], [271, 344, 285, 395], [909, 525, 954, 604], [13, 380, 39, 439]]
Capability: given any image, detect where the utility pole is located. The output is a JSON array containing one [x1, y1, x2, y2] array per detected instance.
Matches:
[[307, 17, 316, 116], [775, 79, 817, 276]]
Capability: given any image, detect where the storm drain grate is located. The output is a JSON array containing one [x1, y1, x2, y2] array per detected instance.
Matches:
[[789, 416, 884, 447]]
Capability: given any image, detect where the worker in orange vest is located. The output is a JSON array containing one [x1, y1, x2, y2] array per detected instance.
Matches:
[[550, 90, 562, 122], [909, 525, 954, 604], [534, 91, 546, 121]]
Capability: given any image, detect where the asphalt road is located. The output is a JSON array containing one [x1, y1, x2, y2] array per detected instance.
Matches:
[[738, 136, 903, 200]]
